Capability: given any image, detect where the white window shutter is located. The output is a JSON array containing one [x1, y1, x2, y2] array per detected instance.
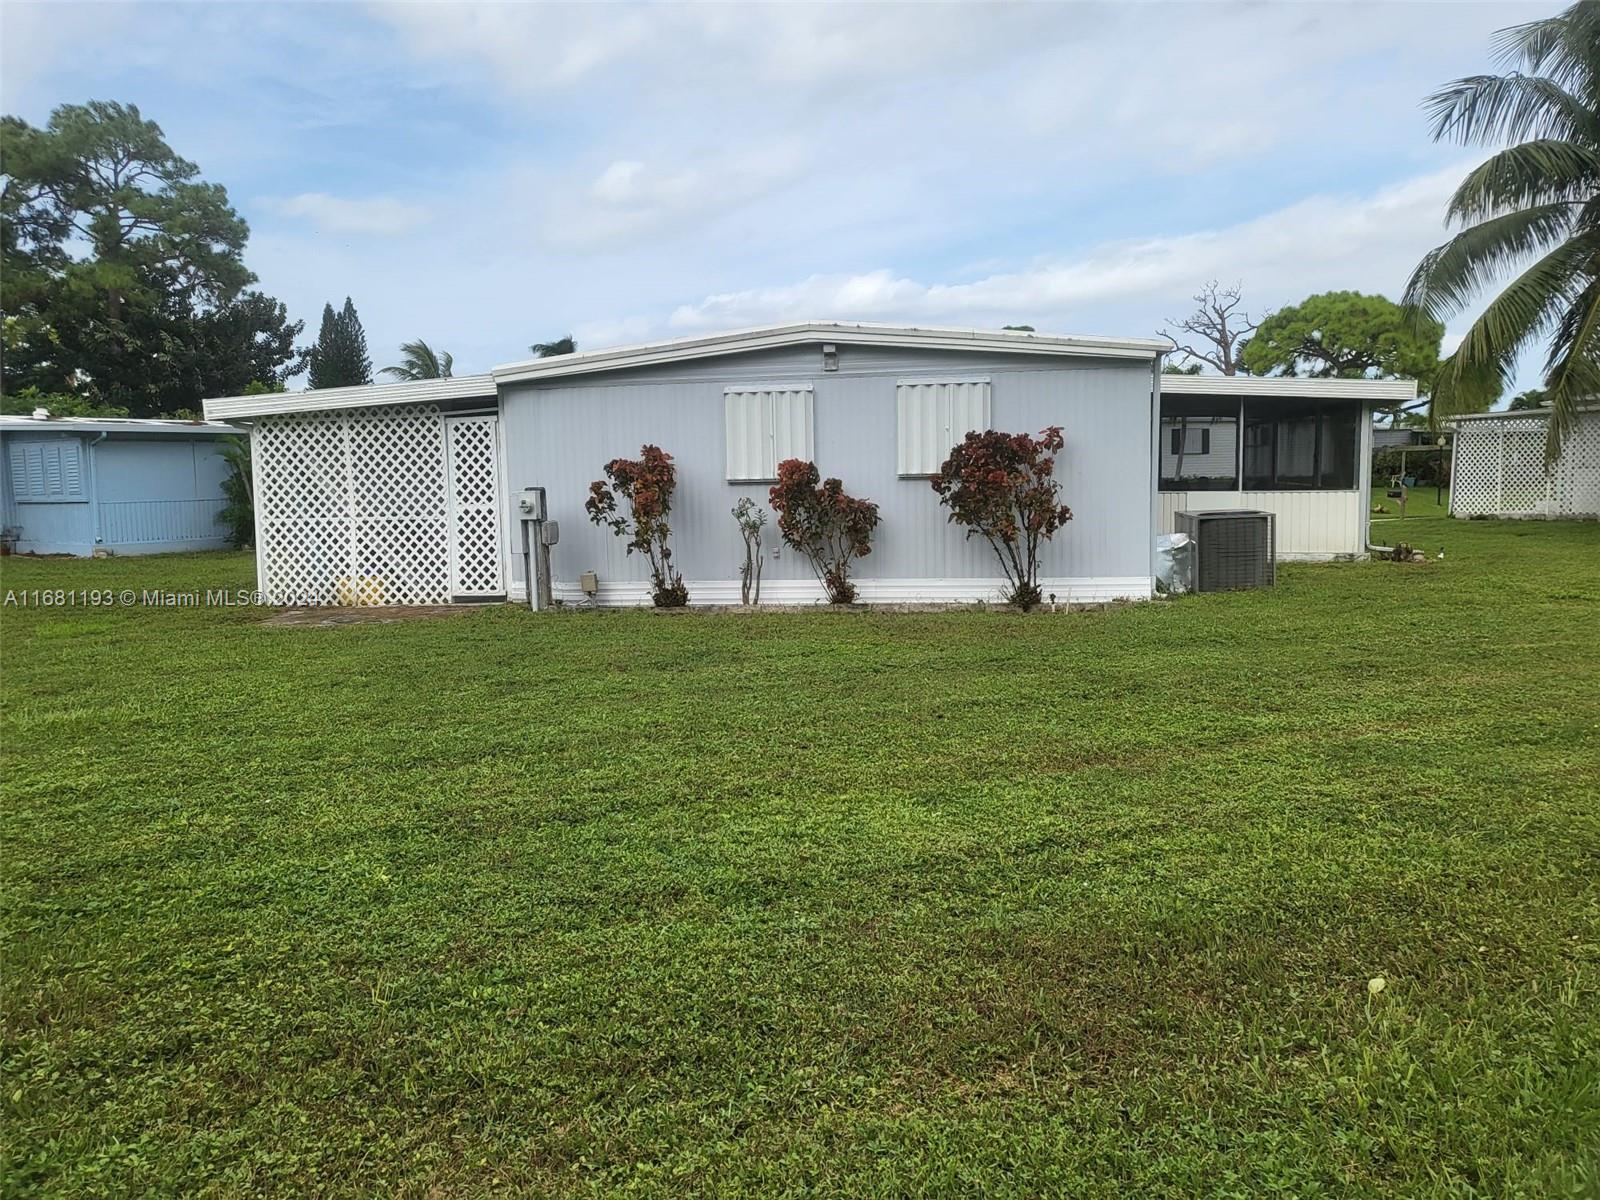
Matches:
[[896, 380, 991, 476], [725, 386, 813, 481]]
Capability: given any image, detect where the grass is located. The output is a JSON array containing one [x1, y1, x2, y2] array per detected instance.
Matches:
[[1371, 485, 1452, 524], [3, 517, 1598, 1197]]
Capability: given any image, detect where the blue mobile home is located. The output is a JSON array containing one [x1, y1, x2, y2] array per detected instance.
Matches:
[[1, 415, 237, 557]]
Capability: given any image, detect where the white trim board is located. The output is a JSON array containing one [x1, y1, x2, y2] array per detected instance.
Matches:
[[1161, 375, 1417, 401], [509, 575, 1155, 607], [203, 375, 497, 422]]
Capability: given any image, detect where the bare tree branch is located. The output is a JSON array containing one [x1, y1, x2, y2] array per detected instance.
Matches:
[[1157, 280, 1265, 375]]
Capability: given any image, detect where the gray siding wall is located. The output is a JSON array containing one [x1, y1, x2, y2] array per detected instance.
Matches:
[[499, 344, 1156, 592]]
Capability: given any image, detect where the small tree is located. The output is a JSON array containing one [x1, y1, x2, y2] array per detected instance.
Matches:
[[768, 459, 879, 605], [732, 498, 766, 605], [585, 445, 687, 607], [307, 298, 372, 389], [215, 435, 254, 549], [930, 427, 1073, 610]]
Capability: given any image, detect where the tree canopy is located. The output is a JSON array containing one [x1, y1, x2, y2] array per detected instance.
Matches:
[[1, 100, 303, 414], [1240, 291, 1444, 387]]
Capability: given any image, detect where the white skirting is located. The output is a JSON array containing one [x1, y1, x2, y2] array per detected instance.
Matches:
[[508, 575, 1155, 607]]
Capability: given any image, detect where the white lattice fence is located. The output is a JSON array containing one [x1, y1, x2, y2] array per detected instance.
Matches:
[[1550, 410, 1600, 516], [1450, 410, 1600, 517], [255, 404, 457, 605], [1449, 415, 1555, 517], [444, 415, 504, 596]]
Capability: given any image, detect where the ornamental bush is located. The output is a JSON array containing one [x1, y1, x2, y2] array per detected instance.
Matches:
[[931, 427, 1073, 610], [768, 459, 880, 605], [731, 497, 767, 605], [585, 444, 688, 607]]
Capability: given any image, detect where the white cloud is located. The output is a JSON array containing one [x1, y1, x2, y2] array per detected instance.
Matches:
[[663, 165, 1468, 334], [267, 193, 430, 237], [545, 141, 811, 250]]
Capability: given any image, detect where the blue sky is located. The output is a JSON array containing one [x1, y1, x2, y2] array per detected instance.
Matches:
[[1, 1, 1549, 387]]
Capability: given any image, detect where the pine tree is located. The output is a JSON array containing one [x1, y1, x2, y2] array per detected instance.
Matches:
[[306, 297, 373, 389]]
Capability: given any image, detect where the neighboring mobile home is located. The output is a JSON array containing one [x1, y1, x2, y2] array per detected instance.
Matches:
[[203, 322, 1411, 607], [1, 415, 238, 557]]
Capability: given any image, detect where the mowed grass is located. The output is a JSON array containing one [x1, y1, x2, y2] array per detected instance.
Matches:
[[1370, 485, 1452, 523], [2, 518, 1598, 1197]]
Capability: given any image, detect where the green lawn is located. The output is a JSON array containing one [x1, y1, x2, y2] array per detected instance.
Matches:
[[1370, 485, 1452, 525], [3, 519, 1598, 1197]]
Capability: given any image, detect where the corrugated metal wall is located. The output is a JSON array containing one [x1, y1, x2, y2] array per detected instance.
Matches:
[[499, 343, 1155, 598], [1158, 491, 1363, 559], [94, 438, 231, 551]]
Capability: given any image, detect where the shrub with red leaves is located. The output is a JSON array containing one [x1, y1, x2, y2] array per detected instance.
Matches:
[[768, 459, 880, 605], [585, 444, 688, 607], [930, 427, 1072, 610]]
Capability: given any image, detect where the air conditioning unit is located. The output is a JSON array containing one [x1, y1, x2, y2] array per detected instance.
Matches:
[[1174, 510, 1276, 592]]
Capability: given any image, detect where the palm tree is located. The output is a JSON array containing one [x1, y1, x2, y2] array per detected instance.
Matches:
[[1404, 2, 1600, 458], [529, 335, 576, 358], [380, 339, 453, 381]]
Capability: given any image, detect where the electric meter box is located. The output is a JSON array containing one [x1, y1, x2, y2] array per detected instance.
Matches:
[[517, 487, 547, 521]]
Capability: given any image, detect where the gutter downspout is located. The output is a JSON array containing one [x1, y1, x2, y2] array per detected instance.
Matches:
[[1149, 355, 1163, 597], [88, 432, 108, 549]]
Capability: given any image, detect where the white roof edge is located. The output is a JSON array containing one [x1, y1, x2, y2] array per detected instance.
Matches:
[[1447, 404, 1597, 422], [202, 374, 496, 421], [1160, 374, 1419, 400], [491, 321, 1168, 384], [0, 416, 237, 435]]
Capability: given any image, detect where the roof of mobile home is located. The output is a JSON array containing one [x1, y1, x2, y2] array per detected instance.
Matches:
[[0, 414, 238, 436], [203, 322, 1169, 420]]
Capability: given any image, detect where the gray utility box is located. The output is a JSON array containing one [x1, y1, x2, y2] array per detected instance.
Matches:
[[1174, 510, 1276, 592]]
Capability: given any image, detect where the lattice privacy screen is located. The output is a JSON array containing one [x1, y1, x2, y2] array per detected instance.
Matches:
[[444, 415, 504, 597], [255, 404, 502, 605], [1451, 412, 1600, 518]]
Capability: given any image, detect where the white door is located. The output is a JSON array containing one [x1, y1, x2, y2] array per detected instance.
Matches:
[[443, 414, 505, 598]]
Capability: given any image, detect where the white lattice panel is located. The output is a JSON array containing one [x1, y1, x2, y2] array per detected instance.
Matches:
[[1551, 410, 1600, 516], [444, 415, 505, 596], [1449, 415, 1555, 517], [254, 404, 460, 605]]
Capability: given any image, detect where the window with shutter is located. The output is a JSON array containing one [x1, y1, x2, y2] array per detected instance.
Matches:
[[9, 440, 88, 503], [896, 379, 991, 476], [724, 386, 814, 481]]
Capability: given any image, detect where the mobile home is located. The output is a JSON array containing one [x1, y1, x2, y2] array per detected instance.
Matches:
[[203, 322, 1412, 606]]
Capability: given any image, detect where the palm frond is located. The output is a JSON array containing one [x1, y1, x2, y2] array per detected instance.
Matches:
[[1403, 204, 1581, 322], [1429, 231, 1600, 419], [1539, 273, 1600, 455], [1491, 5, 1600, 94], [1424, 73, 1598, 147], [380, 338, 452, 381], [1446, 139, 1600, 222]]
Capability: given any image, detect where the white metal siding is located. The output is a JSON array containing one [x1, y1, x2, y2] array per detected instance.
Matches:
[[1159, 490, 1364, 558], [724, 386, 813, 481], [497, 349, 1154, 600], [896, 379, 991, 476]]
